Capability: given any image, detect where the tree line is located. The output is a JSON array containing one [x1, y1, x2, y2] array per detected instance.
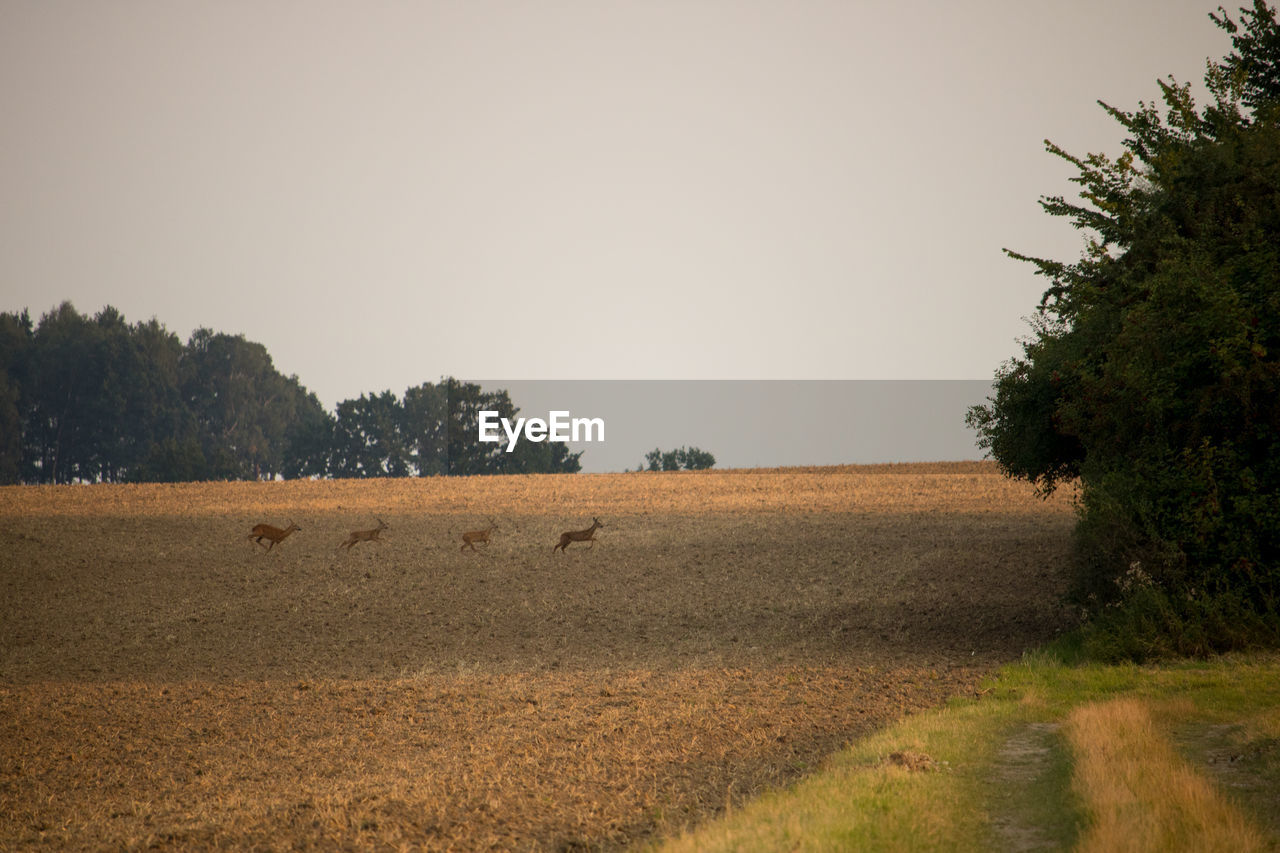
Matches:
[[0, 301, 581, 484], [641, 446, 716, 471]]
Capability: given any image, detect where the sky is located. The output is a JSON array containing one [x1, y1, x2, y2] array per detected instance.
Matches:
[[488, 380, 997, 471], [1, 1, 1235, 423]]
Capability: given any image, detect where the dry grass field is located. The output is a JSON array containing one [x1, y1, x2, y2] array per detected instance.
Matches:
[[0, 462, 1076, 850]]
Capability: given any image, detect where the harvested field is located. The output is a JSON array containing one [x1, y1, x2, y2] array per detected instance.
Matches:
[[1, 462, 1076, 850]]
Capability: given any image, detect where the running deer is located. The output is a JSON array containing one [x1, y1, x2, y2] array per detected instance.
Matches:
[[553, 517, 603, 554], [248, 520, 301, 552], [338, 518, 389, 550], [461, 519, 498, 552]]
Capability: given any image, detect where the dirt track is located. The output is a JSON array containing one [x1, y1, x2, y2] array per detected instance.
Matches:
[[0, 463, 1076, 850]]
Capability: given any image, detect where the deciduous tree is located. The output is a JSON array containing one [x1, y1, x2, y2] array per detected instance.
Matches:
[[967, 2, 1280, 640]]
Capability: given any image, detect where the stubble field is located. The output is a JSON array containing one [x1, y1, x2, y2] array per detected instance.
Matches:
[[0, 462, 1076, 850]]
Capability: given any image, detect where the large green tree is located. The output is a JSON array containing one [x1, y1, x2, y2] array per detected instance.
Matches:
[[25, 302, 98, 482], [12, 303, 194, 483], [442, 379, 582, 476], [280, 383, 334, 479], [443, 378, 510, 476], [403, 381, 449, 476], [968, 2, 1280, 632], [330, 390, 413, 478], [0, 310, 33, 484], [433, 378, 584, 476], [328, 379, 582, 478], [180, 328, 328, 480]]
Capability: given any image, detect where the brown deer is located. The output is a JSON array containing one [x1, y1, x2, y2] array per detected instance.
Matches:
[[338, 518, 389, 550], [553, 517, 603, 554], [461, 519, 498, 552], [248, 520, 300, 552]]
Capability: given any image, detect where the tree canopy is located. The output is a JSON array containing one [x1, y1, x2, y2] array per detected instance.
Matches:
[[641, 446, 717, 472], [0, 302, 581, 482], [967, 1, 1280, 650]]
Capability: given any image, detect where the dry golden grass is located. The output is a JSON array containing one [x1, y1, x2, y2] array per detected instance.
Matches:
[[0, 461, 1068, 520], [1067, 698, 1269, 853], [0, 463, 1075, 850]]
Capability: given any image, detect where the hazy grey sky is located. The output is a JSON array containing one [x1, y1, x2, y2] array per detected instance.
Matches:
[[1, 1, 1231, 412], [492, 380, 996, 472]]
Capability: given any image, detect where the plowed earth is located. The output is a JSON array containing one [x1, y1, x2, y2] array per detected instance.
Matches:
[[0, 463, 1075, 850]]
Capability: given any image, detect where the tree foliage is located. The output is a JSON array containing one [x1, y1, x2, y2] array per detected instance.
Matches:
[[967, 2, 1280, 635], [178, 328, 327, 480], [0, 300, 582, 481], [0, 310, 33, 484], [326, 379, 582, 478], [0, 303, 332, 483], [642, 446, 716, 471]]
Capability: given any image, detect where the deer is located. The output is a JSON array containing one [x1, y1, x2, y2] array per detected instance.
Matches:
[[461, 519, 498, 552], [338, 518, 389, 550], [553, 517, 603, 554], [248, 520, 301, 552]]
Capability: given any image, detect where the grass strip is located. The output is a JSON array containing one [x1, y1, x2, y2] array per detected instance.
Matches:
[[1066, 697, 1266, 852], [656, 651, 1280, 852], [655, 688, 1033, 850]]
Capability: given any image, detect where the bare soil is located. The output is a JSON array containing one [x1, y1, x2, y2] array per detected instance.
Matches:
[[0, 463, 1075, 850]]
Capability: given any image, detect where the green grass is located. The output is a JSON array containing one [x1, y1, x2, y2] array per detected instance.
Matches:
[[655, 649, 1280, 852]]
